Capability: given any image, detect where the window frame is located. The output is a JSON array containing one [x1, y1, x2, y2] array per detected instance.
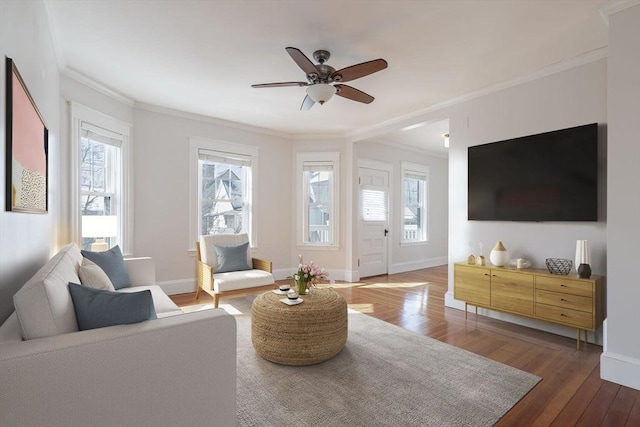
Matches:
[[401, 161, 429, 245], [189, 138, 258, 251], [296, 151, 340, 249], [70, 102, 132, 254]]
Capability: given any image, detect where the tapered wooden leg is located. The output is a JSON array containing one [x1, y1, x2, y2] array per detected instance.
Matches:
[[576, 329, 581, 351], [465, 303, 468, 319], [214, 294, 220, 308], [195, 284, 201, 300]]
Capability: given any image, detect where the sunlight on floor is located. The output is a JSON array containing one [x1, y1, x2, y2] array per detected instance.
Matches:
[[181, 303, 244, 315], [316, 283, 361, 289], [347, 303, 375, 313], [360, 282, 429, 289]]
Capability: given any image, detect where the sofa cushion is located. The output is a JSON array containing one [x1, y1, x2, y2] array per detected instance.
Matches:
[[214, 242, 251, 273], [117, 285, 183, 318], [13, 243, 82, 340], [81, 245, 131, 290], [69, 283, 157, 331], [214, 269, 274, 292], [78, 258, 116, 291]]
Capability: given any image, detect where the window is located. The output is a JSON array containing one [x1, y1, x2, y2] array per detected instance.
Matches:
[[402, 162, 428, 243], [297, 152, 339, 247], [190, 139, 257, 249], [71, 103, 131, 253]]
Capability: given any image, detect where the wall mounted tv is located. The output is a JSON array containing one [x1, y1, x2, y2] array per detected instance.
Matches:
[[468, 123, 598, 222]]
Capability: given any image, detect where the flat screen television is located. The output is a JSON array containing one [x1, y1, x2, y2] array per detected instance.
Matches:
[[468, 123, 598, 221]]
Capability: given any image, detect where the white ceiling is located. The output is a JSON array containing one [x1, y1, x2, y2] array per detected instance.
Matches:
[[45, 0, 608, 155]]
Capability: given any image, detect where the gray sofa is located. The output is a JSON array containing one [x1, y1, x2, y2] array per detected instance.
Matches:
[[0, 243, 237, 427]]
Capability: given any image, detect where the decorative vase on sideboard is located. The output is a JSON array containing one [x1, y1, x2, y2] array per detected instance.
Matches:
[[489, 241, 509, 267]]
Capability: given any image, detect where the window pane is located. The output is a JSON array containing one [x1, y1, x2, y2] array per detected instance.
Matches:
[[403, 175, 426, 242], [362, 189, 387, 221], [305, 170, 332, 243], [199, 160, 247, 236]]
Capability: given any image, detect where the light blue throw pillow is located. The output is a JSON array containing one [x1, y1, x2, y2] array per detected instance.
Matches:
[[214, 242, 251, 273], [68, 283, 157, 331], [81, 245, 131, 289]]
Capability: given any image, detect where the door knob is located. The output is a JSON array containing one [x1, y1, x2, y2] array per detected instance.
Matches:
[[384, 229, 388, 236]]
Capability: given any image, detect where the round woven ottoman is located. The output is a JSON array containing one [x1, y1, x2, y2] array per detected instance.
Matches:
[[251, 288, 347, 366]]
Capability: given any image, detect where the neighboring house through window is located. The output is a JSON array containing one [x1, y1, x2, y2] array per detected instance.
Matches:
[[71, 102, 131, 253], [190, 138, 257, 249], [297, 152, 339, 247], [402, 162, 429, 243]]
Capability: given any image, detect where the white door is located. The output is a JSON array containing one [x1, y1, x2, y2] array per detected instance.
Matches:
[[358, 167, 389, 278]]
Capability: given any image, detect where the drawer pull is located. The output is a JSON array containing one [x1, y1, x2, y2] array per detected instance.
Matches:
[[560, 284, 567, 287], [560, 313, 567, 317], [560, 298, 567, 302], [484, 273, 490, 276]]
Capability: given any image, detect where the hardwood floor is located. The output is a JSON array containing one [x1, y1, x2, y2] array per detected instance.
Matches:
[[170, 265, 640, 426]]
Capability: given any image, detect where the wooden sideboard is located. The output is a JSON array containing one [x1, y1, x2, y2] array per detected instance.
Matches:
[[453, 263, 605, 349]]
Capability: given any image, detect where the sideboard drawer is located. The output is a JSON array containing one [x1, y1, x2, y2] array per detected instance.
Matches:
[[535, 289, 593, 313], [535, 276, 592, 297], [535, 303, 593, 329]]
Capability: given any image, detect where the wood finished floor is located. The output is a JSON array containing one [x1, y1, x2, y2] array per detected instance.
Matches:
[[170, 265, 640, 426]]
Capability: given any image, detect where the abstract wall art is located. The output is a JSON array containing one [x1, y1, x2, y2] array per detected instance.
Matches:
[[5, 57, 48, 213]]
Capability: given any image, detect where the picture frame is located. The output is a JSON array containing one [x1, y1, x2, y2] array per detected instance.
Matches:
[[5, 57, 48, 213]]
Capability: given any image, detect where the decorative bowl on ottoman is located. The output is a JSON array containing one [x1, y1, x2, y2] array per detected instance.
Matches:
[[545, 258, 573, 275]]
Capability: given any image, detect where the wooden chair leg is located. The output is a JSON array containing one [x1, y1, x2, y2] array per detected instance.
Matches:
[[195, 284, 201, 300], [214, 294, 220, 308]]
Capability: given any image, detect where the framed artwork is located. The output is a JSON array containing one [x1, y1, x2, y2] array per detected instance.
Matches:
[[5, 57, 48, 213]]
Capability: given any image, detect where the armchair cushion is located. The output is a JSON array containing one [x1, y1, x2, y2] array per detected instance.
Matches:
[[81, 245, 131, 290], [200, 233, 251, 271], [69, 283, 157, 331], [214, 242, 251, 273]]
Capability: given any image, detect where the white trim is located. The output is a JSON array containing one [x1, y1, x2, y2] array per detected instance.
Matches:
[[598, 0, 640, 25], [188, 137, 259, 251], [69, 102, 133, 254], [601, 350, 640, 390], [346, 47, 608, 143], [136, 102, 290, 139], [401, 161, 430, 243], [367, 137, 449, 159], [43, 0, 65, 71], [63, 69, 134, 106]]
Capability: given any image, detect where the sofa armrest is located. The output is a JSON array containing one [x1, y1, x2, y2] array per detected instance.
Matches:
[[124, 256, 156, 286], [0, 310, 236, 427]]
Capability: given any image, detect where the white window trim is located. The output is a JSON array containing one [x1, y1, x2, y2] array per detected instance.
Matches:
[[401, 161, 429, 246], [189, 137, 259, 251], [70, 102, 133, 254], [296, 151, 340, 249]]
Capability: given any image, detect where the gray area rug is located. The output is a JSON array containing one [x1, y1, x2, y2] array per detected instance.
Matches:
[[197, 296, 540, 426]]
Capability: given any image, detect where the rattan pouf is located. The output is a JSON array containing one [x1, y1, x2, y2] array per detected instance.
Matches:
[[251, 288, 347, 366]]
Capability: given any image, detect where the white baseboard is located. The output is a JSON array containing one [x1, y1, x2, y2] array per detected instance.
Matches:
[[389, 257, 447, 275], [444, 291, 604, 345], [601, 351, 640, 391]]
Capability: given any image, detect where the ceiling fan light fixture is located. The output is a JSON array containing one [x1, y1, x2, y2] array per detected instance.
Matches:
[[306, 83, 336, 105]]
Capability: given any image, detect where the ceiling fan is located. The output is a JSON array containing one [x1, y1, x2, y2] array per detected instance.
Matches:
[[251, 47, 388, 111]]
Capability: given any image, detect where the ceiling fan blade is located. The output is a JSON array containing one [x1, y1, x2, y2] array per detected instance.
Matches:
[[334, 84, 375, 104], [300, 94, 315, 111], [286, 47, 319, 77], [331, 59, 388, 83], [251, 82, 309, 88]]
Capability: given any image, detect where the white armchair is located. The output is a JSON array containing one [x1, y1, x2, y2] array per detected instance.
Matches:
[[196, 233, 275, 307]]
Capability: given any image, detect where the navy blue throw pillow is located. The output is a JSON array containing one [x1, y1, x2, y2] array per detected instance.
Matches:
[[68, 283, 157, 331]]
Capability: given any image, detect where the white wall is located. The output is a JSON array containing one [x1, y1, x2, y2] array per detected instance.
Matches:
[[601, 3, 640, 391], [0, 1, 61, 322], [355, 141, 449, 273], [133, 105, 293, 293]]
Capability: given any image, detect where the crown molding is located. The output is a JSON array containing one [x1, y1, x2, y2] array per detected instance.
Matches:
[[347, 47, 608, 142], [362, 138, 449, 160], [43, 0, 65, 71], [63, 68, 135, 106], [134, 102, 292, 140], [291, 133, 346, 142], [598, 0, 640, 26]]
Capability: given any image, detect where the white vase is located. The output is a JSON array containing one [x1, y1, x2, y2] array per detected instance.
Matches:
[[489, 241, 509, 267]]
